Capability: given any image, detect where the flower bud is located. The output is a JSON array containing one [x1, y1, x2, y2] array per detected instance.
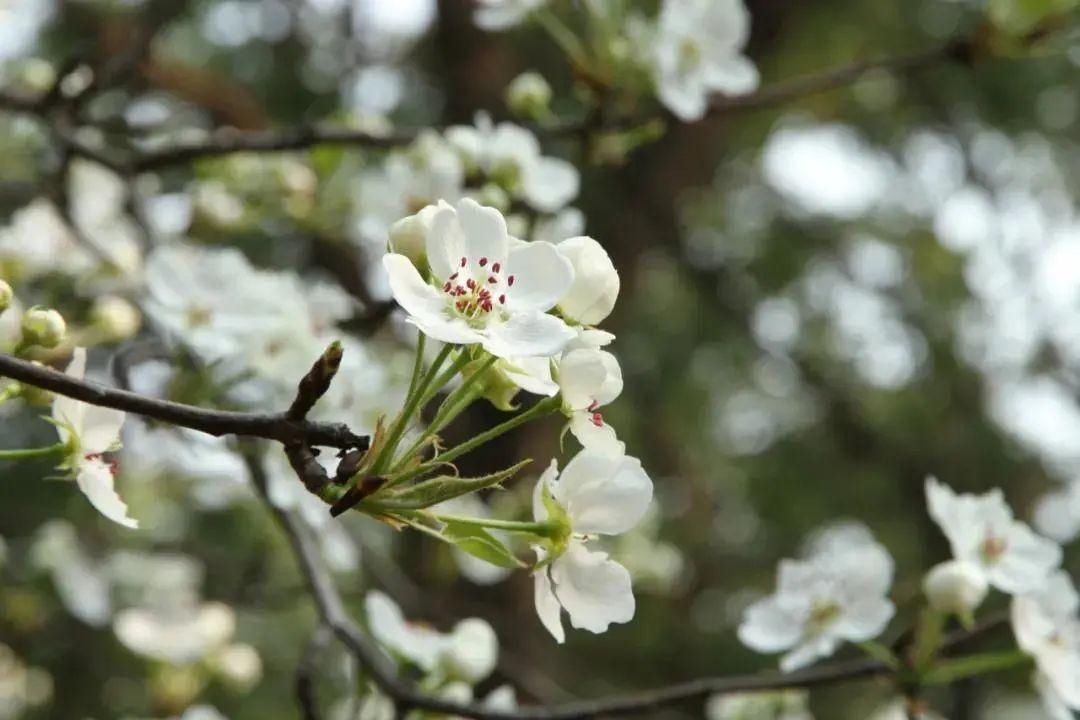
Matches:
[[20, 307, 66, 349], [506, 71, 552, 119], [388, 204, 438, 271], [556, 236, 619, 325], [923, 560, 988, 617], [0, 280, 12, 312], [440, 618, 498, 684], [91, 296, 141, 342]]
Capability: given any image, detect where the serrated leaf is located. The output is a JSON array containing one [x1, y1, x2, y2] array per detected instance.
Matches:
[[442, 520, 524, 569], [370, 460, 530, 510]]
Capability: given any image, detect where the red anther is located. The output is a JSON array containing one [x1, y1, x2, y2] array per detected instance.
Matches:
[[481, 301, 493, 312], [466, 278, 476, 289], [479, 257, 488, 267], [507, 275, 515, 286], [492, 262, 501, 273], [498, 294, 506, 304], [443, 282, 452, 292], [455, 286, 467, 296], [460, 257, 467, 267], [587, 399, 599, 412], [86, 452, 102, 461], [591, 412, 604, 427], [456, 299, 467, 311], [449, 272, 459, 281], [488, 276, 498, 284]]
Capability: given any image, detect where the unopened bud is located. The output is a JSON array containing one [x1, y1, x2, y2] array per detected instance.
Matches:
[[0, 280, 12, 312], [388, 204, 438, 272], [91, 296, 141, 342], [923, 560, 988, 618], [20, 307, 66, 349], [506, 72, 552, 119], [556, 236, 619, 325]]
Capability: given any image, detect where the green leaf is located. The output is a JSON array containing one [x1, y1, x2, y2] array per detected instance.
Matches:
[[370, 460, 531, 511], [922, 651, 1032, 685], [441, 520, 525, 569]]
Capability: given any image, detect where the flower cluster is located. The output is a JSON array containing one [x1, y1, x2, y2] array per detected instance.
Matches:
[[377, 196, 652, 641]]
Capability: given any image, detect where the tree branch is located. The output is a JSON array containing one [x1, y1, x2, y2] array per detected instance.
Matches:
[[0, 352, 366, 449]]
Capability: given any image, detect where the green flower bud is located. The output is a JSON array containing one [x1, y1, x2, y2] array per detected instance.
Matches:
[[91, 296, 141, 342], [506, 71, 552, 120], [20, 307, 66, 349]]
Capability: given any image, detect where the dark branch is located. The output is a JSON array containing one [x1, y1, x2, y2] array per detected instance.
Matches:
[[296, 625, 332, 720], [0, 352, 365, 449]]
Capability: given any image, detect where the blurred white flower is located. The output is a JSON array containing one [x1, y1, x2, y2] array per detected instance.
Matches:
[[52, 348, 137, 529], [31, 521, 112, 626], [1011, 570, 1080, 718], [926, 476, 1061, 595], [923, 559, 989, 619], [114, 601, 236, 665], [210, 643, 263, 691], [738, 523, 895, 671], [532, 452, 653, 642], [473, 0, 547, 31], [383, 198, 575, 358], [1033, 480, 1080, 543], [446, 116, 579, 212], [0, 643, 53, 720], [651, 0, 759, 121], [705, 689, 812, 720]]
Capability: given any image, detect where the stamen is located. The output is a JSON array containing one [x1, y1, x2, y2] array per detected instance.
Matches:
[[449, 272, 459, 281], [507, 275, 515, 287], [488, 276, 498, 284], [466, 278, 476, 289], [591, 412, 604, 427], [492, 262, 501, 273], [443, 282, 451, 292], [460, 257, 467, 267], [479, 257, 488, 267], [587, 400, 599, 412], [498, 294, 506, 304]]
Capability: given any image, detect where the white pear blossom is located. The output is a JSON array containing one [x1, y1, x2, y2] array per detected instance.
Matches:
[[51, 348, 137, 529], [363, 591, 498, 683], [555, 236, 620, 326], [473, 0, 548, 31], [445, 116, 579, 212], [382, 198, 575, 358], [31, 521, 112, 626], [532, 451, 653, 642], [1033, 480, 1080, 543], [738, 523, 895, 671], [114, 601, 236, 665], [1011, 570, 1080, 718], [923, 559, 989, 618], [558, 348, 625, 453], [651, 0, 760, 121], [925, 476, 1061, 595]]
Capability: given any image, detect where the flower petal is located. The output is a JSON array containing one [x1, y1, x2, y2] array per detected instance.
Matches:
[[780, 636, 840, 673], [549, 541, 634, 634], [52, 347, 88, 442], [481, 311, 575, 359], [499, 357, 559, 397], [521, 156, 580, 213], [79, 405, 125, 454], [383, 253, 445, 319], [531, 459, 560, 522], [533, 566, 565, 643], [737, 596, 803, 653], [407, 316, 486, 347], [559, 349, 623, 410], [505, 241, 574, 313], [426, 200, 466, 281], [456, 198, 508, 269], [555, 451, 652, 535], [569, 412, 625, 456], [77, 457, 138, 528], [989, 523, 1062, 595]]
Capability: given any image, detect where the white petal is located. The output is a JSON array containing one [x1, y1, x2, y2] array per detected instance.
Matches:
[[481, 311, 575, 359], [457, 198, 509, 268], [559, 348, 623, 410], [533, 566, 565, 643], [426, 200, 466, 280], [79, 405, 125, 454], [657, 70, 708, 122], [779, 636, 840, 672], [555, 451, 652, 535], [521, 156, 580, 213], [52, 347, 88, 441], [498, 356, 559, 396], [505, 241, 574, 313], [531, 459, 559, 522], [383, 253, 446, 320], [77, 457, 138, 528], [555, 236, 620, 326], [549, 542, 634, 634], [442, 618, 498, 683], [988, 523, 1062, 594], [737, 596, 803, 653], [407, 316, 486, 347], [569, 412, 625, 456], [703, 54, 759, 96], [834, 597, 895, 642]]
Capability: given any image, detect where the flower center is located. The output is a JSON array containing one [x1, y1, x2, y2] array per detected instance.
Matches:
[[441, 256, 512, 322], [587, 399, 604, 427], [979, 535, 1007, 564], [678, 38, 702, 74], [807, 600, 841, 634], [85, 451, 120, 476]]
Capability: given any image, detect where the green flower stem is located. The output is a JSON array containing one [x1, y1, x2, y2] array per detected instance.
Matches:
[[372, 344, 453, 475], [434, 395, 561, 467], [404, 333, 427, 401], [0, 442, 67, 461], [534, 7, 591, 72], [415, 350, 473, 411], [429, 513, 561, 538]]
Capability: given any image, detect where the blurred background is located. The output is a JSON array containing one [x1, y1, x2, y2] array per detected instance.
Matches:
[[0, 0, 1078, 718]]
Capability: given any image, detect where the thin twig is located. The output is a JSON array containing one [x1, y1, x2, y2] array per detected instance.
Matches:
[[296, 625, 333, 720], [0, 353, 366, 449]]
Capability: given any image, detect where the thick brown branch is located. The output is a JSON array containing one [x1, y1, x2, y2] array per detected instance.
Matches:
[[0, 353, 365, 449]]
